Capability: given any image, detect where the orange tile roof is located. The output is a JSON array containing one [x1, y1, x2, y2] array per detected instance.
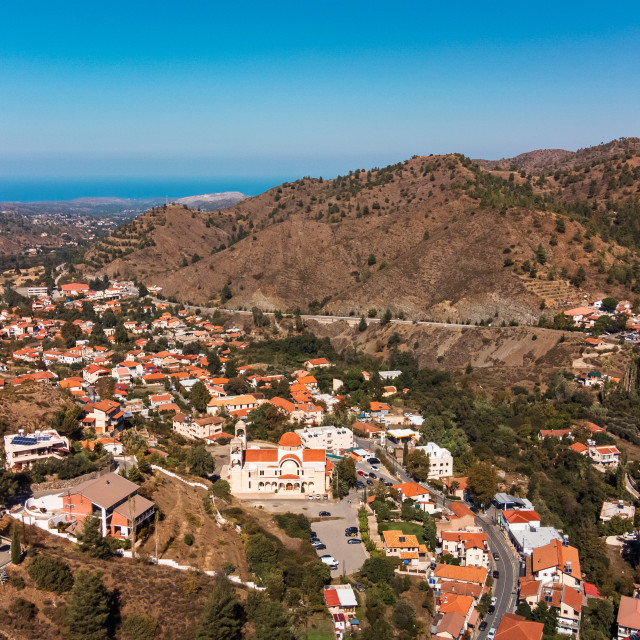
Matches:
[[496, 614, 543, 640], [244, 449, 278, 463], [439, 593, 474, 617], [392, 481, 429, 498], [433, 564, 487, 584], [302, 449, 326, 462], [382, 530, 420, 548], [502, 510, 540, 524], [532, 539, 581, 580]]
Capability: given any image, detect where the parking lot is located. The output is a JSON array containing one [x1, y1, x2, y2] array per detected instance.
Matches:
[[243, 490, 368, 576]]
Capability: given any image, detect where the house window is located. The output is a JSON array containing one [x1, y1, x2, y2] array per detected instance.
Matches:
[[259, 470, 264, 476]]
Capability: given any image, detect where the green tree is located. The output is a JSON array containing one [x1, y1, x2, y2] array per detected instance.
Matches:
[[187, 445, 215, 477], [392, 598, 417, 637], [65, 570, 112, 640], [76, 514, 111, 559], [190, 381, 211, 413], [422, 514, 437, 551], [221, 284, 233, 302], [121, 614, 158, 640], [358, 316, 367, 332], [404, 449, 430, 482], [467, 461, 498, 508], [61, 321, 82, 348], [381, 309, 392, 326], [114, 323, 129, 344], [535, 244, 547, 265], [27, 556, 74, 593], [195, 576, 243, 640], [360, 556, 396, 583], [11, 524, 21, 565], [368, 254, 376, 266], [601, 297, 618, 313]]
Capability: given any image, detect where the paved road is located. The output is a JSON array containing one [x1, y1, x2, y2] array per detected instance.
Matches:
[[626, 474, 640, 500], [149, 298, 496, 330], [476, 507, 520, 639], [353, 435, 518, 633]]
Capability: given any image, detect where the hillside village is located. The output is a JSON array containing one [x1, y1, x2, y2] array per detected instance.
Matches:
[[0, 276, 638, 639]]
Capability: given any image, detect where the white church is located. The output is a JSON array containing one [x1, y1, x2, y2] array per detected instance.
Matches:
[[225, 422, 333, 498]]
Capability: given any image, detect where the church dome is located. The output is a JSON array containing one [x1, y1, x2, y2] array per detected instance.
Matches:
[[278, 432, 302, 448]]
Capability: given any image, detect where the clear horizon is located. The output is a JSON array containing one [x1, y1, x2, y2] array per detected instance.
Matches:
[[1, 1, 638, 192]]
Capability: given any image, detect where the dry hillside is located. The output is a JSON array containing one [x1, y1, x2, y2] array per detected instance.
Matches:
[[81, 139, 640, 322]]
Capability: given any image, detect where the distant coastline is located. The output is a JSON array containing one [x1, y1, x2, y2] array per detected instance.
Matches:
[[0, 176, 288, 202]]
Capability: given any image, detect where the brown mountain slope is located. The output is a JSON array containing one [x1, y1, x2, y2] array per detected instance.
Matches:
[[80, 147, 640, 322], [475, 137, 640, 173]]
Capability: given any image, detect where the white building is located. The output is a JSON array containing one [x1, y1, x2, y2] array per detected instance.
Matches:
[[4, 430, 70, 471], [295, 425, 354, 454], [414, 442, 453, 479], [172, 413, 224, 440]]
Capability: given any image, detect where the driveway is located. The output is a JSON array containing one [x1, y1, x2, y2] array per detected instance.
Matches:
[[241, 494, 368, 576]]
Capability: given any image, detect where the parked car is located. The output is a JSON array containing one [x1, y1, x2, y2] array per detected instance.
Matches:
[[345, 526, 358, 533], [488, 605, 495, 615], [347, 538, 362, 544], [356, 481, 365, 489], [487, 628, 496, 640], [323, 494, 328, 500], [315, 543, 326, 550], [366, 479, 374, 486], [490, 597, 497, 607], [493, 570, 499, 579], [315, 495, 321, 500], [319, 511, 331, 517], [368, 457, 380, 464], [478, 621, 487, 631], [369, 472, 377, 479], [353, 582, 365, 593], [357, 470, 366, 477], [384, 481, 393, 487], [345, 531, 357, 537], [493, 552, 500, 561], [311, 540, 323, 547], [320, 554, 338, 570], [370, 465, 379, 471], [308, 494, 314, 500]]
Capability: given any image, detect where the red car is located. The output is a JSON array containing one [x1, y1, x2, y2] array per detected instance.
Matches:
[[357, 470, 365, 477]]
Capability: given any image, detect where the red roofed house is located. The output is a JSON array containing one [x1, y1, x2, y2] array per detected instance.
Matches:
[[226, 424, 331, 498], [617, 594, 640, 640], [60, 283, 90, 297], [305, 358, 331, 370], [440, 531, 489, 568], [495, 613, 543, 640], [82, 400, 125, 435]]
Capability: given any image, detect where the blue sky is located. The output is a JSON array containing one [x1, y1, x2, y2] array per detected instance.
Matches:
[[1, 1, 639, 186]]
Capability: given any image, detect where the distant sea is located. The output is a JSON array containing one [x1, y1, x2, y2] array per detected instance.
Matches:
[[0, 177, 288, 202]]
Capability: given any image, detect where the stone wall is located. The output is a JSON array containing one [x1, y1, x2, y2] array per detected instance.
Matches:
[[31, 462, 117, 494]]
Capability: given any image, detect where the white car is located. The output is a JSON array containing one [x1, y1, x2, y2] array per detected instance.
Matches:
[[487, 628, 496, 640], [320, 555, 339, 570], [491, 596, 497, 606]]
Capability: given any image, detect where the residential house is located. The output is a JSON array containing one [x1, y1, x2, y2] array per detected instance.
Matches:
[[440, 531, 489, 568], [83, 364, 111, 385], [351, 421, 384, 438], [369, 401, 391, 419], [600, 499, 636, 522], [433, 563, 488, 586], [538, 429, 572, 440], [172, 413, 224, 440], [617, 595, 640, 640], [588, 444, 621, 469], [4, 430, 69, 471], [207, 394, 261, 416], [531, 539, 581, 589], [495, 613, 543, 640], [82, 400, 125, 434], [437, 502, 476, 534], [61, 472, 154, 538], [382, 530, 429, 570], [304, 358, 331, 370]]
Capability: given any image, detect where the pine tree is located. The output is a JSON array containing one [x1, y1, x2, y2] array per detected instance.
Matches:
[[65, 570, 111, 640], [380, 309, 392, 326], [190, 381, 211, 413], [10, 525, 21, 565], [195, 576, 243, 640], [76, 514, 111, 559], [358, 316, 367, 332]]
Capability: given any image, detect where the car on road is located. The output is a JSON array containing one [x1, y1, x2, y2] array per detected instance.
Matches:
[[319, 511, 331, 517], [490, 597, 497, 607], [488, 605, 495, 615], [478, 621, 487, 631], [487, 628, 496, 640], [493, 570, 499, 579], [357, 470, 366, 477], [493, 552, 500, 561], [347, 538, 362, 544]]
